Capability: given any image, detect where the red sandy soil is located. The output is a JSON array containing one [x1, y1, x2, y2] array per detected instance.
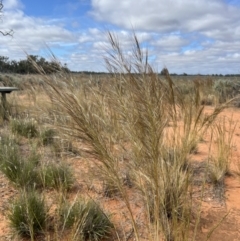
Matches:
[[0, 106, 240, 240], [192, 107, 240, 241]]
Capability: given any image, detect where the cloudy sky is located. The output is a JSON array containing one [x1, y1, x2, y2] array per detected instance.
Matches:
[[0, 0, 240, 74]]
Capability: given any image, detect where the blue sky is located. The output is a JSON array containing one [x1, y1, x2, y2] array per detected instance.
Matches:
[[0, 0, 240, 74]]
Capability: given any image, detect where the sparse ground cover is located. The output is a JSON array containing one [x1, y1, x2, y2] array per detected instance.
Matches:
[[0, 35, 240, 241]]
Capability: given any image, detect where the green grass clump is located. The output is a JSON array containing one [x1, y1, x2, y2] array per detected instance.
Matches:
[[0, 142, 41, 189], [40, 162, 74, 191], [11, 118, 38, 138], [0, 134, 17, 147], [60, 199, 113, 241], [40, 128, 55, 146], [8, 191, 47, 239]]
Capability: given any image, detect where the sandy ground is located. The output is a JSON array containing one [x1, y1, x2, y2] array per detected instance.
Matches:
[[191, 107, 240, 241]]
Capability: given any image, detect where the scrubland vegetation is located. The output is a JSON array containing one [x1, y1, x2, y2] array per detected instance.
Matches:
[[0, 33, 239, 240]]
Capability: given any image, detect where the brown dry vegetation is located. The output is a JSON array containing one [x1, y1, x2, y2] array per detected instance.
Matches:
[[0, 33, 240, 241]]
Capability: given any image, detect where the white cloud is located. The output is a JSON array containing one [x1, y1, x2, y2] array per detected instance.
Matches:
[[89, 0, 240, 74], [0, 4, 76, 62], [0, 0, 240, 74], [151, 35, 189, 51], [90, 0, 240, 38], [4, 0, 23, 10], [154, 39, 240, 74]]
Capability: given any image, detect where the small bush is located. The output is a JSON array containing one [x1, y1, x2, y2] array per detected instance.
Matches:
[[8, 191, 47, 238], [40, 162, 74, 191], [213, 79, 240, 103], [11, 118, 38, 138], [60, 199, 113, 241]]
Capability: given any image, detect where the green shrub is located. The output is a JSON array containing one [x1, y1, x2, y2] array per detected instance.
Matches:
[[11, 118, 38, 138], [8, 191, 47, 239], [60, 199, 113, 241], [213, 79, 240, 103]]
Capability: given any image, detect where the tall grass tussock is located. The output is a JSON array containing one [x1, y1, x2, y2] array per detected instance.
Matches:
[[0, 31, 237, 240], [26, 31, 234, 241]]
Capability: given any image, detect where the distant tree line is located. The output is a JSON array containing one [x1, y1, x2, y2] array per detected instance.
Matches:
[[71, 71, 107, 75], [1, 56, 239, 76], [0, 55, 69, 74], [159, 68, 240, 77]]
